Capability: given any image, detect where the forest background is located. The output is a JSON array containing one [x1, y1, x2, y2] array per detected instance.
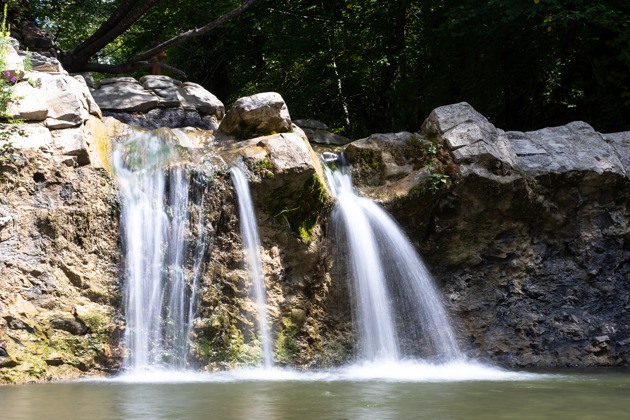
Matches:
[[5, 0, 630, 138]]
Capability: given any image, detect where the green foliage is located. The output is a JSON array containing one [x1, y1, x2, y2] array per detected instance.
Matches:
[[15, 0, 630, 134], [0, 4, 25, 159], [429, 172, 449, 192], [1, 4, 18, 118], [274, 318, 298, 364]]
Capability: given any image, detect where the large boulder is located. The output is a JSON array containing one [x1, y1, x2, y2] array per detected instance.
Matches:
[[219, 92, 292, 139], [92, 76, 225, 129], [180, 82, 225, 118], [91, 78, 159, 113], [25, 73, 94, 129]]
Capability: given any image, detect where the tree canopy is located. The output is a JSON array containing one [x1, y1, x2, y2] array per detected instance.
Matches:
[[8, 0, 630, 137]]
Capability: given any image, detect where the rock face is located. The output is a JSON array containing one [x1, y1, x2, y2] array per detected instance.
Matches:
[[0, 39, 122, 383], [0, 149, 122, 383], [219, 92, 292, 138], [346, 102, 630, 368], [91, 76, 224, 130]]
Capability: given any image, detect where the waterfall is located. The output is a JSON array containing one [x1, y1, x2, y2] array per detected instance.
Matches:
[[114, 133, 207, 370], [231, 167, 274, 368], [325, 161, 462, 362]]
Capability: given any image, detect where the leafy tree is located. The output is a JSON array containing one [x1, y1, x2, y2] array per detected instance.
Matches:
[[8, 0, 630, 135]]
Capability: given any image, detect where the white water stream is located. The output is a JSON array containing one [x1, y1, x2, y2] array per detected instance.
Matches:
[[231, 166, 274, 368], [325, 161, 461, 361], [114, 133, 201, 370]]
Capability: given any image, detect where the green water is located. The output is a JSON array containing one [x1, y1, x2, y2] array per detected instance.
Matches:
[[1, 369, 629, 420]]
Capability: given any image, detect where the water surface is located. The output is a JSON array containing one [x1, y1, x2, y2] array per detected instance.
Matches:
[[1, 364, 628, 419]]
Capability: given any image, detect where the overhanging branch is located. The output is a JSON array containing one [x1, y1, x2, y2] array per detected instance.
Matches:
[[75, 61, 187, 77]]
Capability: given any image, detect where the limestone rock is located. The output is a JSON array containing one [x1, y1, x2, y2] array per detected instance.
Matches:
[[345, 131, 434, 189], [508, 122, 625, 178], [421, 102, 518, 171], [51, 126, 91, 166], [98, 77, 139, 86], [29, 73, 92, 129], [74, 76, 102, 118], [5, 81, 49, 121], [139, 75, 183, 89], [92, 76, 225, 126], [0, 147, 123, 384], [221, 132, 322, 177], [2, 124, 53, 150], [24, 51, 65, 74], [219, 92, 291, 138], [605, 131, 630, 174], [82, 116, 112, 170], [181, 82, 225, 118], [294, 119, 329, 131], [102, 108, 219, 131], [50, 316, 88, 335], [91, 79, 159, 113]]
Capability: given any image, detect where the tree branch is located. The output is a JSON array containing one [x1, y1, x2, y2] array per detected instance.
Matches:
[[130, 0, 259, 63], [74, 60, 187, 77], [61, 0, 259, 76], [71, 0, 160, 63], [66, 0, 141, 58]]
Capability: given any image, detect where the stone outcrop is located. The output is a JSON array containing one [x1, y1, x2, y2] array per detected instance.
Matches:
[[294, 119, 351, 145], [90, 75, 224, 130], [1, 39, 121, 383], [219, 92, 292, 138]]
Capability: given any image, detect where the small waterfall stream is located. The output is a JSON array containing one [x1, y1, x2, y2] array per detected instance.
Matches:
[[325, 161, 462, 362], [114, 133, 208, 371], [231, 167, 274, 368]]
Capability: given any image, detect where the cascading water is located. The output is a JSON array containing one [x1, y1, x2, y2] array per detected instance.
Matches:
[[231, 166, 274, 368], [114, 133, 208, 370], [325, 159, 462, 362]]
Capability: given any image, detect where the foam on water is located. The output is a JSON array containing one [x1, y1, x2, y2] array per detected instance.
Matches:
[[94, 360, 544, 384]]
